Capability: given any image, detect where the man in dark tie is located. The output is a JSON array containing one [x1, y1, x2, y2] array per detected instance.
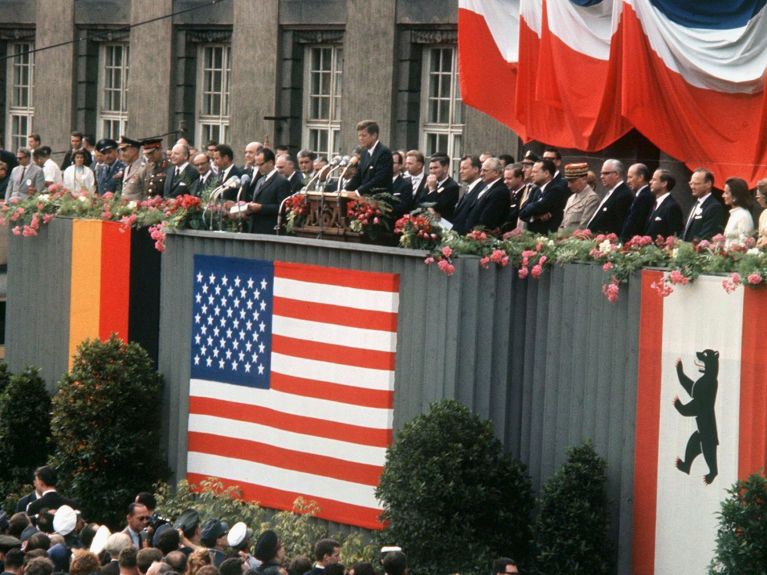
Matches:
[[345, 120, 392, 196], [452, 155, 485, 234], [242, 148, 291, 234], [422, 153, 460, 221], [164, 143, 199, 198], [644, 168, 683, 238], [587, 159, 633, 235], [682, 168, 725, 242], [620, 163, 655, 242], [518, 158, 569, 234], [190, 153, 218, 199]]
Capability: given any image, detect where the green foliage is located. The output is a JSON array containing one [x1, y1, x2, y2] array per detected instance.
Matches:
[[155, 478, 375, 563], [376, 400, 533, 575], [0, 365, 50, 503], [533, 441, 612, 575], [709, 472, 767, 574], [49, 336, 167, 527]]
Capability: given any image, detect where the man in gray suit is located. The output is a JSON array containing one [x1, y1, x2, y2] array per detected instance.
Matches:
[[5, 148, 44, 201]]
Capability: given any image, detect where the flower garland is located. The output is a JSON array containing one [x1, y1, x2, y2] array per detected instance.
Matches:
[[407, 226, 767, 302], [1, 184, 204, 252]]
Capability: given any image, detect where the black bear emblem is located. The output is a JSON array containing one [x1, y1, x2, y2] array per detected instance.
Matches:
[[674, 349, 719, 485]]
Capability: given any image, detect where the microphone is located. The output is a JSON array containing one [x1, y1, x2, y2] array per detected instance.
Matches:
[[330, 155, 342, 167], [340, 155, 351, 167], [231, 173, 251, 216], [236, 174, 251, 203]]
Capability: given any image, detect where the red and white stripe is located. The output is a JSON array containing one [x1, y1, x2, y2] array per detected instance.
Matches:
[[188, 262, 399, 529]]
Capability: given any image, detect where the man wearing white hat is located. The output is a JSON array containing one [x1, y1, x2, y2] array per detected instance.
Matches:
[[227, 522, 258, 571]]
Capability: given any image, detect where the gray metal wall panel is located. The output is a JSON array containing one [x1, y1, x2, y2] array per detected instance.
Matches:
[[6, 218, 72, 389]]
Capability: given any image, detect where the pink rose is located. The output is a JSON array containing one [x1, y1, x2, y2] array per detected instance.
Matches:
[[747, 273, 762, 285], [424, 256, 435, 265], [531, 264, 543, 279], [602, 262, 613, 272], [518, 267, 529, 279], [441, 246, 453, 258]]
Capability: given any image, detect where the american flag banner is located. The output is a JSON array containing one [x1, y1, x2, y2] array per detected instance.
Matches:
[[186, 255, 400, 529]]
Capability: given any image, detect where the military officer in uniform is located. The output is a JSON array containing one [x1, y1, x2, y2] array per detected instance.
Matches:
[[95, 139, 125, 195], [119, 136, 147, 201], [141, 138, 167, 198]]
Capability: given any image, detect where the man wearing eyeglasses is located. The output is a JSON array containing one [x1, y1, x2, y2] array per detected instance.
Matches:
[[123, 502, 150, 548], [5, 148, 45, 202], [587, 159, 633, 235]]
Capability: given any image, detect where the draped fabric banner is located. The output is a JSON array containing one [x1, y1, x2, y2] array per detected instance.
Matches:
[[633, 271, 767, 574], [458, 0, 767, 186]]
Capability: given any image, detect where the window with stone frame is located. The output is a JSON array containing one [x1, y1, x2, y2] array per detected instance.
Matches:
[[6, 41, 35, 152], [302, 44, 343, 159], [420, 45, 464, 175], [97, 43, 130, 140], [196, 44, 231, 146]]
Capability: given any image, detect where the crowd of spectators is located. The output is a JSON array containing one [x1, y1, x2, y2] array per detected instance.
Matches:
[[2, 123, 764, 246], [0, 467, 524, 575]]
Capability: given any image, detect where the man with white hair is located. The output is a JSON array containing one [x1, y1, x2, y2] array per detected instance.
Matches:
[[587, 158, 633, 235], [163, 143, 197, 198], [102, 533, 133, 575]]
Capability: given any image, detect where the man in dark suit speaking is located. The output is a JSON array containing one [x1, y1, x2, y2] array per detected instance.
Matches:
[[345, 120, 392, 195]]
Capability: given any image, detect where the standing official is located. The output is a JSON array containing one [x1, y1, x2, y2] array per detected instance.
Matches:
[[345, 120, 393, 195]]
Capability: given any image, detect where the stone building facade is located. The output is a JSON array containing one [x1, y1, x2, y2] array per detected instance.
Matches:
[[0, 0, 519, 169], [2, 0, 695, 205]]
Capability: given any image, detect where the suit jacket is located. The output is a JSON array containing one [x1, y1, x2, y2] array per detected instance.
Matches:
[[26, 491, 77, 516], [5, 163, 45, 201], [246, 172, 292, 234], [452, 181, 486, 234], [391, 174, 413, 218], [16, 491, 37, 513], [644, 194, 684, 238], [287, 171, 304, 193], [620, 185, 655, 241], [96, 160, 125, 195], [422, 176, 460, 221], [465, 179, 510, 231], [587, 182, 633, 235], [163, 163, 198, 198], [346, 142, 393, 195], [190, 171, 219, 199], [683, 194, 725, 242], [559, 186, 600, 233], [519, 178, 570, 234]]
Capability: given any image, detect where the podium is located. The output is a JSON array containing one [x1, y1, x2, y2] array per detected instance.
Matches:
[[289, 191, 364, 241]]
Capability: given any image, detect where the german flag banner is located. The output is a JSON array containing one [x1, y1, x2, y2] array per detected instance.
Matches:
[[633, 271, 767, 574], [67, 220, 160, 366]]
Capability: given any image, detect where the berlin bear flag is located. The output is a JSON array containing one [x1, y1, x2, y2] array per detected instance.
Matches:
[[634, 271, 767, 574], [186, 255, 400, 529]]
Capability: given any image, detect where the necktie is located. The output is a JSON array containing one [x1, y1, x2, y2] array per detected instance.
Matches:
[[175, 167, 180, 178], [18, 166, 26, 184], [684, 201, 700, 234], [252, 177, 266, 199]]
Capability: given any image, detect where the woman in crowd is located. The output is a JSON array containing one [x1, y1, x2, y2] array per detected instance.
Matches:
[[62, 150, 96, 194], [722, 176, 754, 246]]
